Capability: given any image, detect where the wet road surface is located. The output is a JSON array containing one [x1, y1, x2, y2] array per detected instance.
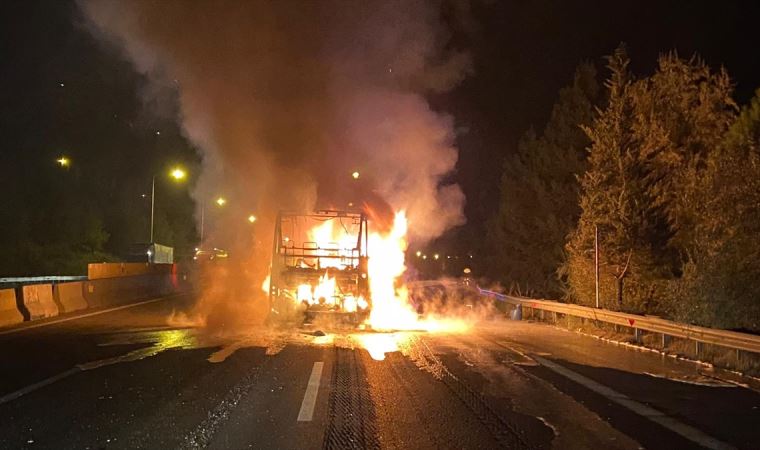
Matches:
[[1, 292, 759, 449]]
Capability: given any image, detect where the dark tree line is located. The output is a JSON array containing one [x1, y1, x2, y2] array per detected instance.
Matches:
[[487, 45, 760, 331], [0, 2, 199, 276]]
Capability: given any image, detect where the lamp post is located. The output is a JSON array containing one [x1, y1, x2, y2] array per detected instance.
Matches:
[[595, 224, 600, 309], [150, 176, 155, 243], [150, 167, 187, 243], [199, 196, 227, 242]]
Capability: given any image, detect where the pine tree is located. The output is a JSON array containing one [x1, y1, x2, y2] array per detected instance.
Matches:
[[565, 45, 671, 312], [486, 63, 598, 297], [634, 53, 736, 259], [674, 89, 760, 330], [566, 46, 741, 314]]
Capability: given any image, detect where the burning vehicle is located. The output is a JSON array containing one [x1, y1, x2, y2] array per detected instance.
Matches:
[[268, 210, 371, 323]]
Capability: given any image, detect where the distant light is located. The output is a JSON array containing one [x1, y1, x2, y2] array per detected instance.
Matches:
[[147, 250, 153, 256], [141, 194, 147, 198], [59, 83, 64, 87], [56, 156, 70, 168], [447, 255, 451, 259], [463, 268, 472, 274], [433, 254, 440, 260], [248, 214, 257, 223], [415, 250, 422, 257], [155, 130, 161, 136], [352, 171, 360, 179], [170, 167, 186, 180], [422, 254, 427, 260], [215, 197, 226, 206]]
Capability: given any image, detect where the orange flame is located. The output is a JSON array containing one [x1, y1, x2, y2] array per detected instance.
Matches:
[[365, 211, 469, 333], [284, 209, 469, 334]]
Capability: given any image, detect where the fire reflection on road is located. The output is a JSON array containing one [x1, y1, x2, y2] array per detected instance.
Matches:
[[84, 319, 472, 369]]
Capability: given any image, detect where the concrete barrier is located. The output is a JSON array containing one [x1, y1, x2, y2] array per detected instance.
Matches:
[[21, 284, 59, 320], [83, 273, 175, 308], [54, 281, 88, 313], [0, 267, 193, 329], [88, 263, 174, 280], [0, 288, 23, 327]]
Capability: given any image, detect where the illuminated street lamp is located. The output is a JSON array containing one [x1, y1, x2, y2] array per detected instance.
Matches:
[[434, 253, 440, 260], [56, 156, 70, 168], [247, 214, 257, 223], [200, 195, 226, 242], [170, 167, 186, 180], [150, 166, 187, 243], [351, 171, 360, 179], [415, 250, 422, 258]]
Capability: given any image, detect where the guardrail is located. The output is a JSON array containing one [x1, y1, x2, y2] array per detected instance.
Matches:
[[0, 264, 194, 329], [477, 287, 760, 355], [0, 276, 87, 288]]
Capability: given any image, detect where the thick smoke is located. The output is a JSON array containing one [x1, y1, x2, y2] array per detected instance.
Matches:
[[80, 0, 469, 326]]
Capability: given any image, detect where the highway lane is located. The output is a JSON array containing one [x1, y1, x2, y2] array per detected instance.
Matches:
[[0, 293, 759, 449]]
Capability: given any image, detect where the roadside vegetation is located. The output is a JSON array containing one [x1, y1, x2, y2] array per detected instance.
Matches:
[[487, 44, 760, 332]]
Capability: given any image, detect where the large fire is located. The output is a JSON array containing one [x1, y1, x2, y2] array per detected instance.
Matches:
[[365, 211, 469, 333], [366, 212, 420, 330], [264, 209, 468, 335], [307, 219, 357, 270]]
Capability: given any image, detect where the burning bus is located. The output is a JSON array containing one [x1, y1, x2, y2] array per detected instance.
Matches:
[[268, 210, 371, 323]]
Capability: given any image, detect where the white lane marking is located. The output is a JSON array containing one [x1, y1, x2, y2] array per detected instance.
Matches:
[[533, 355, 735, 450], [0, 367, 80, 405], [0, 295, 174, 336], [297, 361, 324, 422], [0, 327, 195, 405]]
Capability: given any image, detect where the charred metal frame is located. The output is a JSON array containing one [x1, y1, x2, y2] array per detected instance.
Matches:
[[269, 210, 370, 316]]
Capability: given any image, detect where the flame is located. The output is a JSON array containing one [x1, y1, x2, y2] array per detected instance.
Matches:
[[261, 274, 270, 294], [366, 212, 420, 330], [308, 219, 357, 269], [297, 283, 312, 303], [280, 209, 469, 335], [343, 294, 358, 313], [363, 211, 471, 333], [354, 333, 400, 361], [314, 271, 337, 305], [295, 271, 338, 306]]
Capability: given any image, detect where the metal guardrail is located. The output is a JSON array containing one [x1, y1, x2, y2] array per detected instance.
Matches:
[[477, 287, 760, 355], [0, 276, 88, 288], [0, 276, 87, 283]]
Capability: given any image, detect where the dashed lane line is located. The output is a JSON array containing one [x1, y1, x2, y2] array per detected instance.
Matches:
[[297, 361, 324, 422], [533, 355, 735, 450], [0, 367, 80, 405]]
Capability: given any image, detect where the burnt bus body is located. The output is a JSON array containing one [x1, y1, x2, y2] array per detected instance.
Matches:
[[269, 210, 370, 323]]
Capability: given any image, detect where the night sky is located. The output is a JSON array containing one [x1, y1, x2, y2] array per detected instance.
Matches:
[[2, 0, 759, 258]]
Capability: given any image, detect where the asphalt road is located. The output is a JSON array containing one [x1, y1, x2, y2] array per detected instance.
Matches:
[[1, 292, 759, 449]]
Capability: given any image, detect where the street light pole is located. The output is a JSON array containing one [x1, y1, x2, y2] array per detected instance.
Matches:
[[150, 175, 156, 243], [200, 200, 205, 242], [595, 224, 600, 309], [149, 167, 186, 244]]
